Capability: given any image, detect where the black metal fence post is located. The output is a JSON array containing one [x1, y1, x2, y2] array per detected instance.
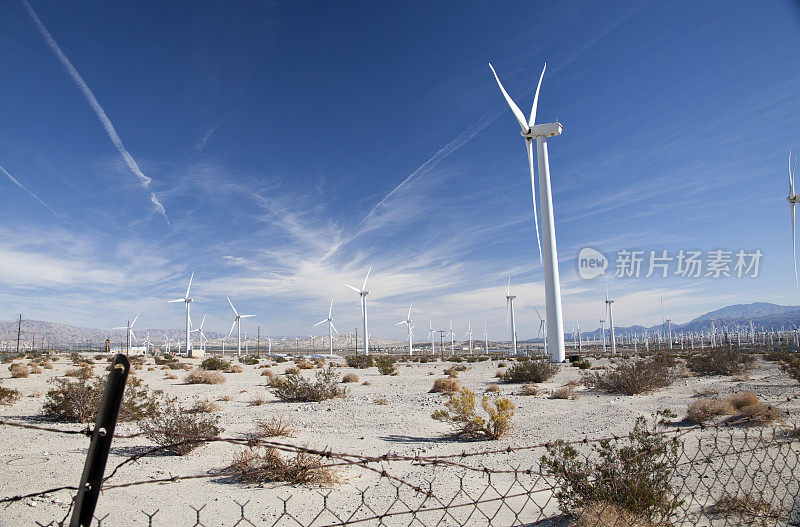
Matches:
[[70, 353, 130, 527]]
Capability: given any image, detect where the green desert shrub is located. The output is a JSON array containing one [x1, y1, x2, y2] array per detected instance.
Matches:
[[44, 372, 157, 423], [271, 367, 346, 402], [582, 356, 674, 395], [541, 415, 681, 521], [504, 359, 559, 383], [201, 356, 231, 371], [346, 355, 374, 369], [376, 356, 396, 375], [239, 356, 259, 365], [141, 395, 222, 455], [687, 348, 755, 377], [185, 368, 226, 384], [432, 387, 514, 440]]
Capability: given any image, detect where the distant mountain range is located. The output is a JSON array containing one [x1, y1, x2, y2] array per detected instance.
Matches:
[[2, 302, 799, 350]]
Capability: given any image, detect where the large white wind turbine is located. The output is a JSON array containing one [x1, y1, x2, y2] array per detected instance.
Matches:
[[534, 306, 547, 353], [483, 324, 489, 354], [345, 267, 371, 356], [788, 150, 798, 286], [114, 314, 139, 355], [490, 62, 565, 363], [396, 302, 414, 356], [314, 298, 339, 357], [605, 283, 616, 354], [169, 271, 198, 357], [428, 320, 436, 355], [505, 277, 518, 355], [448, 321, 455, 356], [191, 314, 208, 355], [226, 297, 254, 356], [466, 322, 473, 354]]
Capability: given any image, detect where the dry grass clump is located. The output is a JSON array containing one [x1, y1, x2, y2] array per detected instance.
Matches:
[[342, 373, 359, 383], [261, 368, 275, 378], [573, 501, 657, 527], [254, 416, 295, 438], [432, 387, 514, 440], [362, 380, 372, 386], [226, 447, 338, 485], [495, 369, 506, 379], [430, 377, 462, 393], [686, 392, 783, 426], [185, 368, 226, 385], [190, 400, 222, 413], [285, 366, 301, 375], [0, 384, 21, 406], [250, 395, 269, 406], [519, 384, 539, 396], [29, 363, 43, 374], [706, 493, 781, 522], [374, 397, 388, 405], [217, 395, 234, 402], [582, 356, 674, 395], [65, 364, 93, 378], [41, 360, 53, 369], [687, 348, 755, 377], [504, 360, 559, 383], [296, 359, 315, 369], [164, 372, 178, 380], [552, 383, 579, 400], [498, 362, 507, 368], [267, 375, 288, 389], [485, 383, 500, 393], [443, 367, 460, 378], [10, 363, 31, 378], [141, 396, 222, 455]]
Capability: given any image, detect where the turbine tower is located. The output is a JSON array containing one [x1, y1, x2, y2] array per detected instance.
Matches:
[[427, 320, 436, 355], [314, 298, 339, 357], [448, 321, 455, 356], [505, 277, 518, 355], [491, 62, 565, 363], [600, 317, 606, 353], [605, 284, 616, 354], [483, 324, 489, 354], [226, 297, 254, 356], [169, 271, 198, 357], [190, 314, 208, 355], [788, 150, 798, 285], [466, 322, 473, 354], [345, 267, 371, 355], [396, 302, 414, 356]]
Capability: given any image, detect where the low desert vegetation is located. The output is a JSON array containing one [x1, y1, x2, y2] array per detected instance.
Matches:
[[552, 383, 579, 400], [376, 356, 396, 375], [485, 383, 500, 393], [271, 367, 346, 402], [284, 366, 301, 375], [296, 359, 314, 369], [432, 387, 514, 440], [430, 377, 461, 393], [341, 373, 359, 383], [346, 355, 374, 369], [41, 359, 53, 369], [542, 415, 680, 522], [519, 384, 539, 396], [687, 348, 755, 377], [0, 384, 20, 406], [250, 395, 269, 406], [582, 355, 674, 395], [190, 400, 222, 413], [141, 396, 222, 455], [185, 368, 226, 385], [686, 391, 783, 426], [503, 359, 559, 383], [261, 368, 275, 378], [374, 397, 388, 405], [201, 356, 231, 371], [226, 447, 337, 485], [253, 415, 296, 438], [573, 358, 592, 370], [9, 363, 31, 378], [44, 371, 157, 423], [238, 356, 259, 366], [706, 492, 782, 522]]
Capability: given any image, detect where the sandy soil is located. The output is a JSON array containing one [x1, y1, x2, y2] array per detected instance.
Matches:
[[0, 352, 797, 525]]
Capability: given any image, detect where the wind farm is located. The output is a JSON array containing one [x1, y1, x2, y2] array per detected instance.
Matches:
[[1, 2, 799, 526]]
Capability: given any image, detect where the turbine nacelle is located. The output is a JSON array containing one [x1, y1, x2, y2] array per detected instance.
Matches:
[[522, 122, 563, 139]]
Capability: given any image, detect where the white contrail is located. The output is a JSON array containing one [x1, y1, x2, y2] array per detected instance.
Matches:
[[0, 163, 60, 218], [21, 0, 168, 222]]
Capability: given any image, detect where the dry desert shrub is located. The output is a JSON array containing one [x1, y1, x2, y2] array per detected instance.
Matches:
[[342, 373, 359, 383], [495, 369, 506, 379], [706, 493, 781, 523], [430, 377, 461, 393], [267, 375, 288, 389], [29, 363, 43, 374], [254, 416, 295, 438], [261, 368, 275, 378], [572, 501, 657, 527], [374, 397, 388, 405], [296, 359, 314, 369], [191, 400, 222, 413], [552, 384, 579, 400], [65, 364, 92, 378], [0, 384, 21, 406], [227, 364, 244, 373], [498, 362, 507, 368], [217, 395, 233, 402], [9, 363, 31, 378], [504, 359, 559, 383], [226, 447, 337, 485], [362, 380, 372, 386], [238, 356, 259, 366], [485, 383, 500, 393], [164, 372, 178, 380], [431, 387, 514, 440], [519, 384, 539, 396], [582, 356, 674, 395], [444, 368, 460, 378], [687, 348, 755, 377], [185, 368, 225, 385], [686, 392, 783, 426], [271, 367, 345, 402], [284, 366, 301, 375], [250, 395, 269, 406], [44, 372, 157, 423], [686, 398, 734, 424], [41, 360, 53, 369], [141, 396, 222, 455]]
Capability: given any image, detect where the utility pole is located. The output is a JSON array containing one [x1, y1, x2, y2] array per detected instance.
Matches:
[[16, 314, 22, 354]]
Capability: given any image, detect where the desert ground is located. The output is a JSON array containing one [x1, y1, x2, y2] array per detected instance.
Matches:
[[0, 350, 798, 526]]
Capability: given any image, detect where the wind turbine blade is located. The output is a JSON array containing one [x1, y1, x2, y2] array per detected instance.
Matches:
[[526, 139, 543, 262], [407, 302, 412, 320], [533, 305, 543, 320], [314, 319, 327, 326], [506, 276, 511, 296], [396, 321, 407, 326], [199, 314, 206, 330], [489, 62, 528, 132], [329, 298, 334, 318], [330, 322, 339, 335], [132, 314, 139, 327], [362, 266, 372, 291], [241, 314, 255, 318], [345, 284, 361, 294], [228, 320, 237, 339], [528, 63, 546, 127], [168, 298, 184, 303], [186, 270, 194, 299], [227, 296, 238, 316]]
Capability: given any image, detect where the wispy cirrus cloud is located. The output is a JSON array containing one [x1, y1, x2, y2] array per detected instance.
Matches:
[[0, 163, 62, 220], [21, 0, 168, 222]]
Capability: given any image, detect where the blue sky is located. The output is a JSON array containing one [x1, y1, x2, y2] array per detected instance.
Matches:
[[1, 1, 800, 340]]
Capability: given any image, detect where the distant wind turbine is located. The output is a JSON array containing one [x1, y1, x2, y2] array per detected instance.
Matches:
[[169, 271, 196, 357], [483, 324, 489, 354], [466, 322, 473, 354], [191, 314, 208, 355], [605, 283, 616, 354], [490, 61, 566, 363], [505, 277, 518, 355], [396, 302, 414, 356], [226, 297, 254, 356], [428, 320, 436, 355], [345, 267, 371, 355], [447, 321, 455, 356], [314, 298, 339, 357], [788, 150, 798, 286], [114, 314, 139, 355]]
